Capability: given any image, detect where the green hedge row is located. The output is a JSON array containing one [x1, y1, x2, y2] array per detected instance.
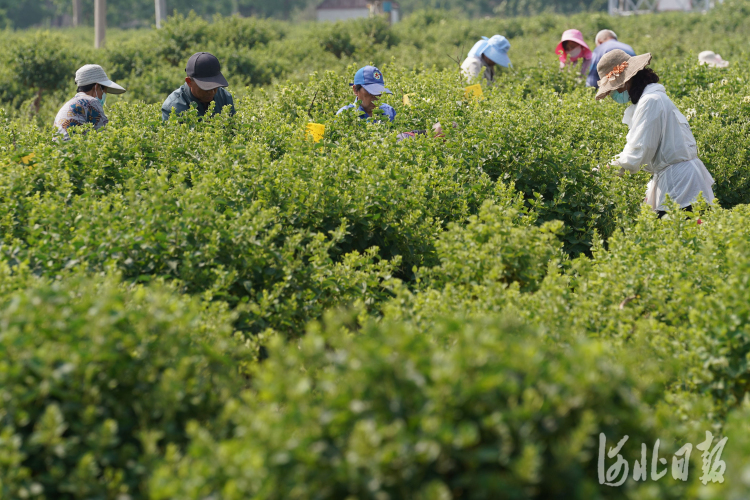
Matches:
[[1, 4, 750, 499]]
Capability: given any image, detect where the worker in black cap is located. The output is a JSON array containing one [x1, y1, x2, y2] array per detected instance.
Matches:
[[162, 52, 235, 120]]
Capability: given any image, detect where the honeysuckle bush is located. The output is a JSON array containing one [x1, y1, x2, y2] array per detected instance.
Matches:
[[2, 0, 750, 120], [382, 200, 750, 417], [0, 275, 254, 499], [2, 4, 750, 498], [148, 316, 695, 500]]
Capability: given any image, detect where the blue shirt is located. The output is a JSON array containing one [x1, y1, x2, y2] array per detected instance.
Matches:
[[587, 40, 636, 88], [336, 103, 396, 122]]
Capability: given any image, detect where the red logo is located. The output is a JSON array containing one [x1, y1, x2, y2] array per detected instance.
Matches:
[[373, 71, 382, 80]]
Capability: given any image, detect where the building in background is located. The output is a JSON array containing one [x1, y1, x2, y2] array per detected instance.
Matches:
[[609, 0, 722, 14], [656, 0, 692, 9], [316, 0, 400, 23]]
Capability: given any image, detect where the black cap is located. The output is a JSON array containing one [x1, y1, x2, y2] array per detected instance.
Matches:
[[186, 52, 229, 91]]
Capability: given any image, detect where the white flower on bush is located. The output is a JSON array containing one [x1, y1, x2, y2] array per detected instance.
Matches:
[[743, 96, 750, 104], [685, 108, 697, 120]]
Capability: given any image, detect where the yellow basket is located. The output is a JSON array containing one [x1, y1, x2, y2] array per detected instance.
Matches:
[[306, 122, 325, 143], [464, 84, 484, 100]]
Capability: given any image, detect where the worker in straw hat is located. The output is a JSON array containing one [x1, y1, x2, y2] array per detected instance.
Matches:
[[53, 64, 126, 140], [595, 49, 714, 217], [461, 35, 512, 87]]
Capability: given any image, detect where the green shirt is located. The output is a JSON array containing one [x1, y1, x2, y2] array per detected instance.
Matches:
[[161, 84, 235, 121]]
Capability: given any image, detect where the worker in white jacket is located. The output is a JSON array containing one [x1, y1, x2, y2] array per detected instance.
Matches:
[[461, 35, 512, 87], [595, 50, 714, 217]]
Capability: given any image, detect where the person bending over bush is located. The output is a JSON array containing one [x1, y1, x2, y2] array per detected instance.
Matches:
[[596, 50, 715, 218], [162, 52, 235, 121], [53, 64, 126, 140]]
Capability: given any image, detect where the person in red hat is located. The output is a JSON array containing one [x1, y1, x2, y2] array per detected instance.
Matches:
[[162, 52, 235, 120], [556, 29, 592, 78]]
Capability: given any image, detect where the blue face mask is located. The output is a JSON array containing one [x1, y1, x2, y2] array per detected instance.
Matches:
[[98, 92, 107, 106], [611, 89, 630, 105]]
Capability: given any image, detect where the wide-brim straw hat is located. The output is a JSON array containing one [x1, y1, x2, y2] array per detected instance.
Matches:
[[75, 64, 126, 94], [595, 49, 652, 101]]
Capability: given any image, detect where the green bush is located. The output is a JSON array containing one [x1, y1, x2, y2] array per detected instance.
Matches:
[[150, 316, 686, 500], [0, 276, 251, 499], [11, 31, 77, 114], [154, 12, 210, 67], [416, 197, 564, 293], [1, 6, 750, 498]]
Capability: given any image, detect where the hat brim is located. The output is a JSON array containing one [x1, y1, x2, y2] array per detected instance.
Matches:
[[361, 83, 392, 96], [595, 53, 652, 101], [558, 35, 591, 52], [483, 46, 512, 68], [99, 79, 126, 95], [191, 73, 229, 91]]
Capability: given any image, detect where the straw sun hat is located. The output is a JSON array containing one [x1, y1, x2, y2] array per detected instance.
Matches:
[[595, 49, 652, 101]]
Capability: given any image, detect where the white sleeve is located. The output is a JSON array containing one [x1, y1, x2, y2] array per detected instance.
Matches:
[[615, 98, 663, 174], [461, 58, 483, 83]]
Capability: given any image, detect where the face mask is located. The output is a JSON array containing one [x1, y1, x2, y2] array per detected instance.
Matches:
[[97, 86, 107, 106], [611, 89, 630, 104], [567, 46, 582, 58]]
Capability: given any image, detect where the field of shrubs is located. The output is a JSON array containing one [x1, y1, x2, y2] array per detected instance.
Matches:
[[2, 1, 750, 498]]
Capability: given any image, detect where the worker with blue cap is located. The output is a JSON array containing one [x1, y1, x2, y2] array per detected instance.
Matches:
[[336, 65, 396, 122], [461, 35, 512, 87]]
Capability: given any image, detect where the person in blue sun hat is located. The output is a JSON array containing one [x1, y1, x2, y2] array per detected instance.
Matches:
[[336, 65, 397, 122], [461, 35, 512, 87]]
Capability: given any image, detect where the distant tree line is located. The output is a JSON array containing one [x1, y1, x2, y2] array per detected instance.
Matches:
[[0, 0, 607, 29]]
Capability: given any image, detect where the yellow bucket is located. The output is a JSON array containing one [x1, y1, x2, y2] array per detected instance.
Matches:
[[306, 122, 325, 143], [464, 84, 484, 100]]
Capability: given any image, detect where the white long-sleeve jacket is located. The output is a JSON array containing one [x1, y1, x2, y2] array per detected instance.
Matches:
[[461, 56, 495, 86], [614, 83, 714, 211], [615, 84, 697, 174]]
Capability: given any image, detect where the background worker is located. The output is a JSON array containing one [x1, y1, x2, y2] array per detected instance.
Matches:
[[556, 29, 592, 77], [162, 52, 235, 120], [53, 64, 126, 140], [596, 50, 714, 217], [587, 29, 635, 88], [461, 35, 512, 87], [337, 66, 396, 122], [698, 51, 730, 68]]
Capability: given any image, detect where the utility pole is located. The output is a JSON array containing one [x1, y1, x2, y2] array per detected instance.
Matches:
[[155, 0, 168, 28], [95, 0, 106, 48], [72, 0, 81, 26]]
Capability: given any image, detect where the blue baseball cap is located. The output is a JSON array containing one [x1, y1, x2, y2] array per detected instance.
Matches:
[[351, 66, 392, 96]]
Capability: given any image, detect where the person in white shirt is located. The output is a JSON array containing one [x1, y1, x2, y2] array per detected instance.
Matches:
[[595, 49, 714, 217], [461, 35, 512, 87]]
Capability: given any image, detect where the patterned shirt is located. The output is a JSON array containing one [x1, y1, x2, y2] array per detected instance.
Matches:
[[336, 103, 396, 122], [54, 93, 108, 139]]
